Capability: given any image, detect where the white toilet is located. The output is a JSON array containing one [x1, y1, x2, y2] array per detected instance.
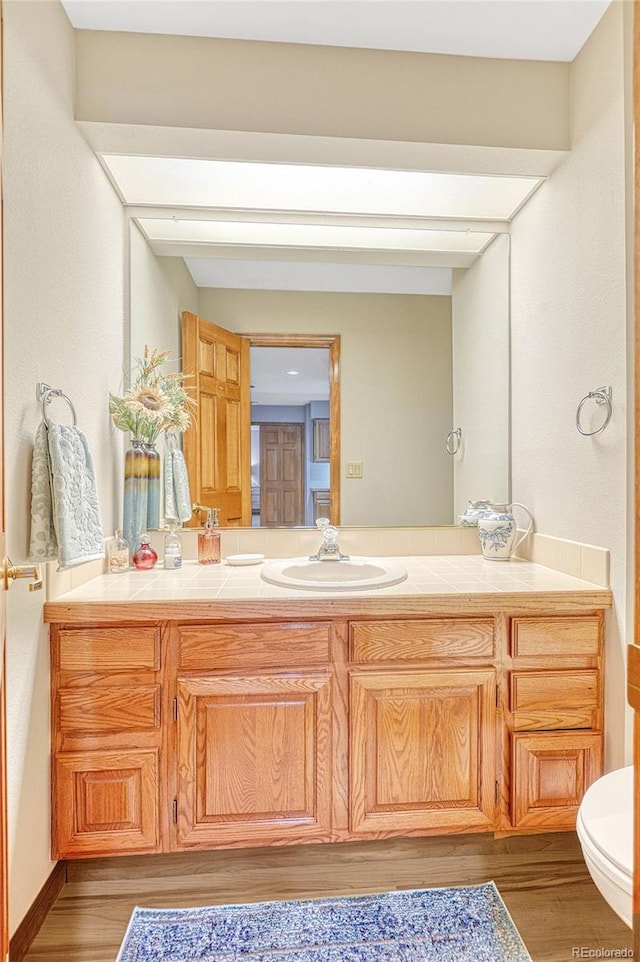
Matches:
[[576, 765, 633, 928]]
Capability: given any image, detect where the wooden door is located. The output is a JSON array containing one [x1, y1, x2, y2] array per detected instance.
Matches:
[[175, 672, 332, 848], [259, 423, 305, 526], [350, 669, 496, 835], [629, 647, 639, 947], [0, 5, 8, 951], [182, 312, 251, 526], [633, 3, 640, 951]]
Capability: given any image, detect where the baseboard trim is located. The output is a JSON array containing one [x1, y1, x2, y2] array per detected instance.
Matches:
[[9, 861, 67, 962]]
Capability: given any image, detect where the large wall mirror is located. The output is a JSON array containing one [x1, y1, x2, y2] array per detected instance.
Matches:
[[129, 209, 510, 529]]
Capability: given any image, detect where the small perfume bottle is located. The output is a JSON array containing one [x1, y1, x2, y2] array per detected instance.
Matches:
[[163, 525, 183, 569], [108, 528, 130, 573], [198, 508, 221, 564], [132, 534, 158, 570]]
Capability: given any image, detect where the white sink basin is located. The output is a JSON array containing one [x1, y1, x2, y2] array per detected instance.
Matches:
[[260, 556, 408, 591]]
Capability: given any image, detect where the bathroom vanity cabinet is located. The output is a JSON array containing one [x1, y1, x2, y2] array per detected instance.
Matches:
[[45, 593, 608, 860]]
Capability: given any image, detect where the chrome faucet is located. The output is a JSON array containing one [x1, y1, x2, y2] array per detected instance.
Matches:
[[309, 518, 350, 561]]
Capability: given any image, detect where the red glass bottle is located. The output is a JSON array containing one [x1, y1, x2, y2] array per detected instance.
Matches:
[[132, 534, 158, 570]]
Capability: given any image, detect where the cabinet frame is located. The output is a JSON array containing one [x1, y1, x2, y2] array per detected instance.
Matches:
[[47, 605, 607, 859]]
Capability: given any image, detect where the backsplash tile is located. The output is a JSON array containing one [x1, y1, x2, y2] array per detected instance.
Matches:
[[46, 547, 108, 601], [515, 531, 609, 587]]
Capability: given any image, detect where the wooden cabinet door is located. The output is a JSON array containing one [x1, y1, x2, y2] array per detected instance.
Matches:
[[312, 489, 331, 522], [511, 731, 602, 830], [350, 669, 496, 834], [176, 673, 332, 848], [53, 749, 160, 858], [313, 419, 330, 462]]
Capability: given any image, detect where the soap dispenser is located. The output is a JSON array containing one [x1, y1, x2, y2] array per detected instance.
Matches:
[[163, 524, 183, 569], [198, 508, 221, 565]]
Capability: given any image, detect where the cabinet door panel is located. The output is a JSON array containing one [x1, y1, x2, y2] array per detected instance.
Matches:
[[350, 669, 496, 834], [53, 749, 159, 858], [177, 673, 332, 847], [511, 731, 602, 830]]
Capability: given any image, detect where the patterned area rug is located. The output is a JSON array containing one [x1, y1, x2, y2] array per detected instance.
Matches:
[[116, 881, 532, 961]]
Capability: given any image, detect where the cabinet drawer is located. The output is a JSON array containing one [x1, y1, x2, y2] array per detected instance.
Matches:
[[511, 617, 600, 660], [58, 627, 160, 672], [350, 619, 494, 663], [58, 685, 161, 735], [178, 622, 330, 670], [510, 670, 600, 731]]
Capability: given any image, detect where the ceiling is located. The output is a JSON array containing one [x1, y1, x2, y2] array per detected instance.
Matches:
[[62, 0, 612, 295], [61, 0, 611, 62]]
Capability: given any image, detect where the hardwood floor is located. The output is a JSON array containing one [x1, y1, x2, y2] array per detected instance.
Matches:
[[22, 833, 632, 962]]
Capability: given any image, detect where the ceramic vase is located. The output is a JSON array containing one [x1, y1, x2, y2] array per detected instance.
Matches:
[[145, 442, 161, 531], [123, 439, 149, 556]]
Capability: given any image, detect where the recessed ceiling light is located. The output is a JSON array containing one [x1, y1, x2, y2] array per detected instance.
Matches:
[[285, 370, 300, 376], [102, 155, 542, 221], [137, 218, 494, 254]]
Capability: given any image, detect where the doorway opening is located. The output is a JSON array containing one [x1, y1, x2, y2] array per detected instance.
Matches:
[[247, 334, 340, 526]]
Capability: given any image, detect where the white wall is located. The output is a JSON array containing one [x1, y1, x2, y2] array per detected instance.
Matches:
[[451, 234, 510, 519], [197, 289, 453, 525], [510, 2, 629, 768], [3, 0, 126, 933], [129, 230, 199, 368], [75, 29, 570, 152]]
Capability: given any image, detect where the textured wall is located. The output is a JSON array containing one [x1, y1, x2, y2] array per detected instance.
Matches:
[[3, 0, 126, 932], [510, 3, 630, 767], [452, 234, 510, 518], [129, 227, 199, 367]]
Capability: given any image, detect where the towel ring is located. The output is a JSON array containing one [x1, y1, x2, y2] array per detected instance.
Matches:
[[36, 382, 77, 428], [446, 427, 462, 455], [576, 385, 612, 437]]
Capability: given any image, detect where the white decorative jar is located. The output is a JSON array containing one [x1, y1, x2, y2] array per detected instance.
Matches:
[[476, 502, 534, 561]]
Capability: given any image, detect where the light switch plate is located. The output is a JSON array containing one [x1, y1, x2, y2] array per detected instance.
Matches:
[[346, 461, 363, 479]]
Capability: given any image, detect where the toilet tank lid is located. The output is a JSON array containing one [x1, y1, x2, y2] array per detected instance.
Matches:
[[578, 767, 633, 877]]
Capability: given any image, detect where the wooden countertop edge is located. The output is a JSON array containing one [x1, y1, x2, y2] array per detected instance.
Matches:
[[43, 588, 613, 624]]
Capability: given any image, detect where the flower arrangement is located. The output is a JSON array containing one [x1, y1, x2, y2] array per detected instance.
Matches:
[[109, 347, 195, 444]]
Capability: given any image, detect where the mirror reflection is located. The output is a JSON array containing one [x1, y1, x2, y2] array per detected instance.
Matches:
[[250, 345, 331, 527], [129, 222, 510, 528]]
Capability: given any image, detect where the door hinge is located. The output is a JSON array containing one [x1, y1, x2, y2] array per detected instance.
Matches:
[[495, 684, 500, 708], [495, 781, 500, 805], [173, 697, 178, 722], [173, 798, 178, 823]]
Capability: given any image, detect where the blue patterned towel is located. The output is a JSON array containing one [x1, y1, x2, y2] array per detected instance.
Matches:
[[30, 422, 104, 569], [29, 422, 58, 562], [164, 446, 192, 523]]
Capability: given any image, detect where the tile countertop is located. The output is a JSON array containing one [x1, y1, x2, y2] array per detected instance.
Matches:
[[44, 555, 611, 609]]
